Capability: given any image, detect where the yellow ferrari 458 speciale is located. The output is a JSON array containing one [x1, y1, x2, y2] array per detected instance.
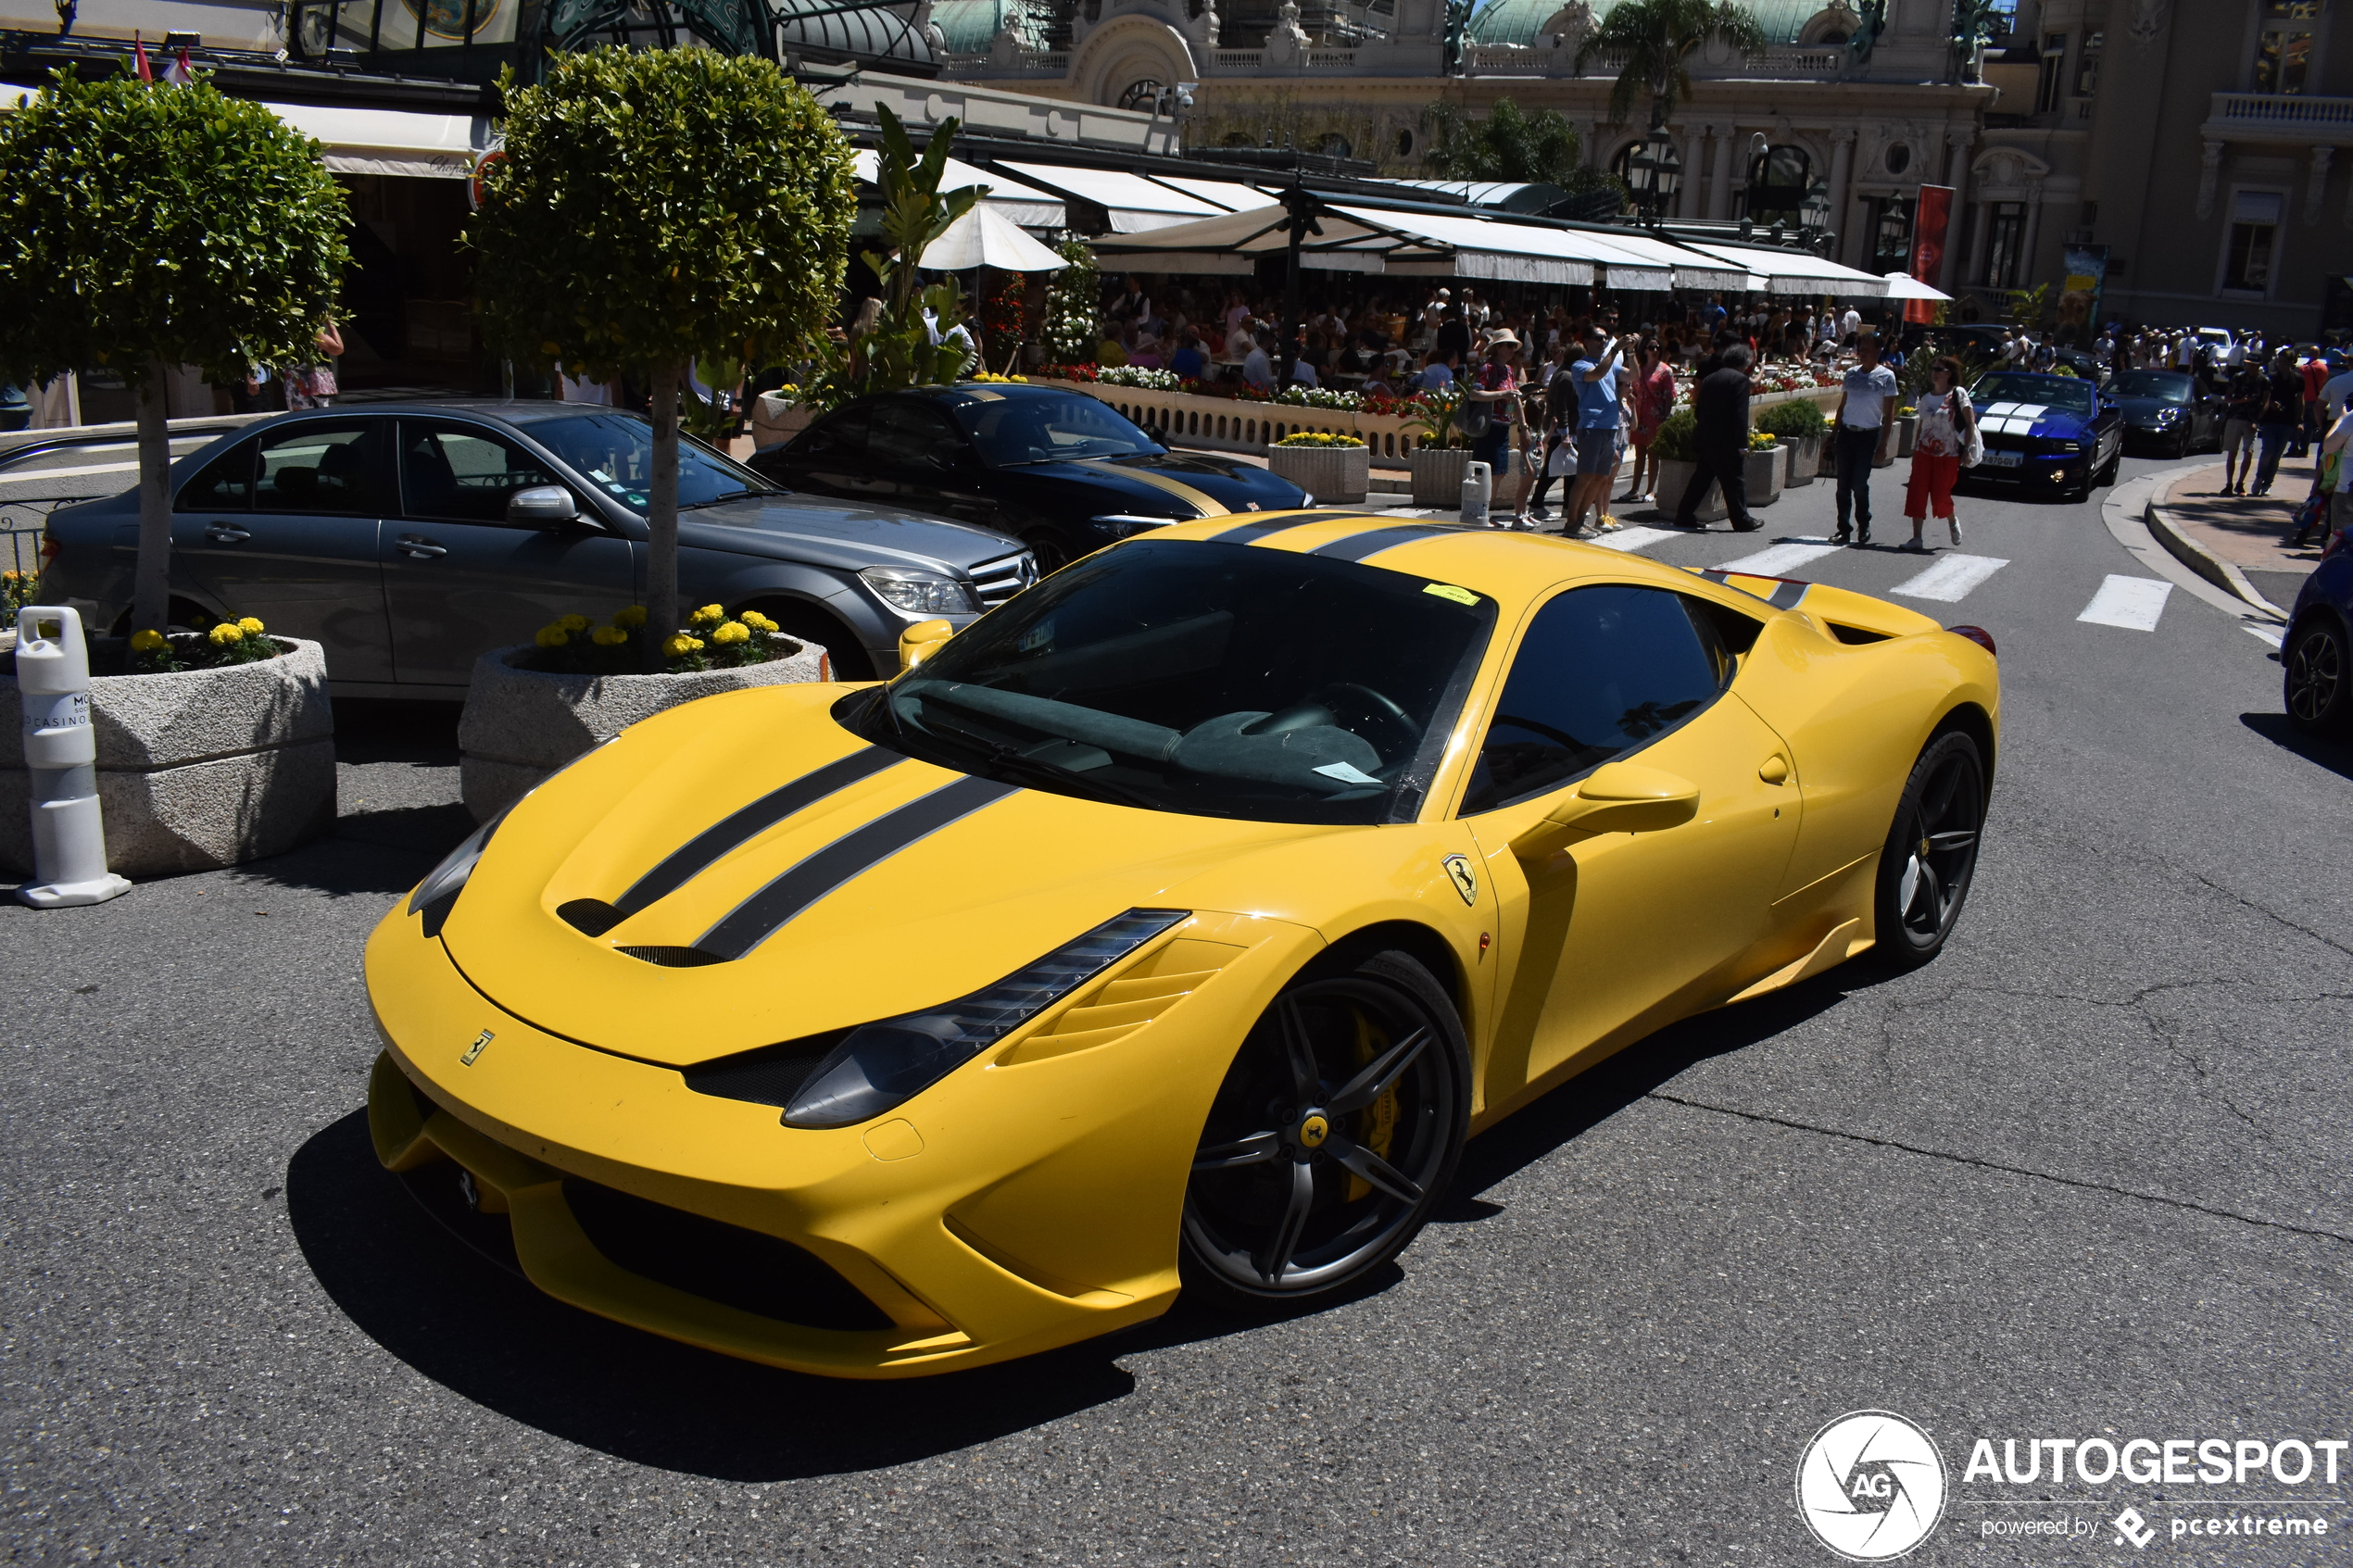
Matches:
[[364, 511, 1998, 1378]]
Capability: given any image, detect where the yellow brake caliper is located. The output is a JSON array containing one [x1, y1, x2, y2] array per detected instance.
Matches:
[[1346, 1009, 1400, 1202]]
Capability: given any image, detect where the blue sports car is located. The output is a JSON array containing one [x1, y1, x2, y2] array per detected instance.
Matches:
[[2285, 533, 2352, 735], [1967, 371, 2125, 503]]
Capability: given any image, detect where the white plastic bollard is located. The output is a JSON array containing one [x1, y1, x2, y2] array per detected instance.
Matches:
[[1459, 459, 1491, 528], [15, 605, 132, 908]]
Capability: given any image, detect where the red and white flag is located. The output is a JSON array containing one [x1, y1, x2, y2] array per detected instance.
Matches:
[[163, 46, 193, 85], [132, 31, 152, 82]]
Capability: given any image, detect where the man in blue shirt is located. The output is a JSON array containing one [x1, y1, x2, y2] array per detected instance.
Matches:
[[1168, 332, 1207, 381], [1563, 325, 1625, 536]]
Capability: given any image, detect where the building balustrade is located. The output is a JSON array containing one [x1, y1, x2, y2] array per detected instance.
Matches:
[[2202, 92, 2353, 143]]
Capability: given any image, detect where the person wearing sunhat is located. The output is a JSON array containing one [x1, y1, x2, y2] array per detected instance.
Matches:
[[1463, 329, 1523, 514]]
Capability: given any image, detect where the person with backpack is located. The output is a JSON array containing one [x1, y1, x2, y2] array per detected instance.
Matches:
[[1902, 356, 1978, 551], [2220, 361, 2268, 495], [2252, 348, 2304, 497]]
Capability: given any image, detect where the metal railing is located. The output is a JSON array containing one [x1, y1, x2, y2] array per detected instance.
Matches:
[[2208, 92, 2353, 131]]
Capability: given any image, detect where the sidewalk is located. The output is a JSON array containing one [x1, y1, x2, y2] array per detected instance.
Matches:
[[2151, 458, 2328, 616]]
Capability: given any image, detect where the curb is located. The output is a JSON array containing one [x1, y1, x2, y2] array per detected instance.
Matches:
[[2097, 467, 2278, 629], [2142, 475, 2291, 623]]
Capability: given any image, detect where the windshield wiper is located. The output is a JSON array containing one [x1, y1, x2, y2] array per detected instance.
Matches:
[[676, 491, 764, 509]]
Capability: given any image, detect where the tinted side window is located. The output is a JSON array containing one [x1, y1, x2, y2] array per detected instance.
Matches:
[[1461, 585, 1726, 814], [399, 420, 564, 524], [868, 401, 964, 475], [178, 443, 254, 512], [254, 421, 391, 515], [794, 405, 874, 463]]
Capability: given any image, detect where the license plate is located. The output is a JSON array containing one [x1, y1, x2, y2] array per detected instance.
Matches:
[[1982, 450, 2023, 468]]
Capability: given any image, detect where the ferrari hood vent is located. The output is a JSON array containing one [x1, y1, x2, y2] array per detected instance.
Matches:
[[616, 945, 724, 968]]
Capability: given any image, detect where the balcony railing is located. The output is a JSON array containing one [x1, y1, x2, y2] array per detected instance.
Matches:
[[2206, 92, 2353, 135]]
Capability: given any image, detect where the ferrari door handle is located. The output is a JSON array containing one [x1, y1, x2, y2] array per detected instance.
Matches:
[[1759, 753, 1791, 784], [395, 534, 447, 559], [204, 523, 251, 544]]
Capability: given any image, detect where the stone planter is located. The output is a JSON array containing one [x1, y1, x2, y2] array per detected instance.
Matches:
[[1651, 458, 1726, 523], [1409, 445, 1470, 506], [459, 639, 829, 823], [1266, 442, 1369, 504], [751, 393, 814, 451], [1782, 433, 1822, 487], [0, 637, 334, 878], [1745, 444, 1786, 508], [1894, 415, 1919, 459]]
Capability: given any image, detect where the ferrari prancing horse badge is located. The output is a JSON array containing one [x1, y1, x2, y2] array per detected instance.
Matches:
[[1442, 854, 1478, 907]]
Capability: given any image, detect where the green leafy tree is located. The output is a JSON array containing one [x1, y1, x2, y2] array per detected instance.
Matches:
[[0, 69, 351, 637], [1421, 98, 1625, 204], [843, 107, 981, 397], [468, 46, 853, 658], [1573, 0, 1768, 129]]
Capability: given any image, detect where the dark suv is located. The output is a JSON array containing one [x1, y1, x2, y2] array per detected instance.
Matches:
[[37, 402, 1036, 686]]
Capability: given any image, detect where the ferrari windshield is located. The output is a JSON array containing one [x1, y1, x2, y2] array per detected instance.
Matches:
[[530, 413, 776, 512], [2109, 371, 2194, 404], [852, 539, 1496, 824], [1972, 373, 2096, 416], [949, 392, 1163, 467]]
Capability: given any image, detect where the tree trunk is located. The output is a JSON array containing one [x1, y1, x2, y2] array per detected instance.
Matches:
[[644, 360, 682, 670], [130, 358, 173, 637]]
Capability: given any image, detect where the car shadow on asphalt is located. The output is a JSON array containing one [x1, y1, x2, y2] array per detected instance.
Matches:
[[2239, 711, 2353, 784]]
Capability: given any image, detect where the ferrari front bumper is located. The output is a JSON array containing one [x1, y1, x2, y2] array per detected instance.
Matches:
[[363, 902, 1317, 1378]]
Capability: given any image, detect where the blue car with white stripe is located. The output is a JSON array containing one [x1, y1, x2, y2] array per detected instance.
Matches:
[[1967, 371, 2125, 503]]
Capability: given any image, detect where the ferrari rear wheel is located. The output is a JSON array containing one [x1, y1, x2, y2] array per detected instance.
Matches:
[[1179, 951, 1468, 1309], [1871, 729, 1986, 970]]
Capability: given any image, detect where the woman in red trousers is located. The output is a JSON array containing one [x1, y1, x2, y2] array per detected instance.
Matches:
[[1904, 355, 1976, 551]]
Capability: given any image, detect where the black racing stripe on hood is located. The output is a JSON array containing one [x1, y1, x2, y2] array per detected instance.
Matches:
[[1206, 514, 1330, 545], [1309, 521, 1469, 562], [696, 775, 1022, 960], [610, 747, 903, 921]]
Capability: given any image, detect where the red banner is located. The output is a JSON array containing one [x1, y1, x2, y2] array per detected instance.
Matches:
[[1906, 184, 1955, 323]]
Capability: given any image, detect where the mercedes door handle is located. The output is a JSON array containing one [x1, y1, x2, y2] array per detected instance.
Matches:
[[204, 523, 251, 544], [395, 534, 447, 559]]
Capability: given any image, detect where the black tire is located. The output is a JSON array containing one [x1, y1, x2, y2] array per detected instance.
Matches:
[[1871, 729, 1987, 970], [2096, 447, 2120, 486], [1179, 949, 1469, 1311], [2171, 433, 2190, 460], [2284, 613, 2352, 736], [747, 599, 875, 683]]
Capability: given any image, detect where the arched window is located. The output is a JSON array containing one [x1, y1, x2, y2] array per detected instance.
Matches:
[[1117, 78, 1166, 112], [1742, 144, 1812, 224]]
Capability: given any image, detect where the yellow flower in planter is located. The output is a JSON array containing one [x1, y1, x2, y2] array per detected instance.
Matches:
[[130, 628, 166, 652], [741, 609, 778, 633], [535, 623, 571, 648], [662, 633, 704, 659], [557, 613, 592, 633], [208, 621, 245, 646], [689, 604, 725, 628], [237, 616, 265, 634], [612, 606, 648, 629], [711, 621, 750, 646], [591, 625, 629, 646]]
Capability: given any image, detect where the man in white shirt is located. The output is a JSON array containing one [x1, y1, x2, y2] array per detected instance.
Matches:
[[1840, 306, 1861, 344], [1831, 332, 1899, 546], [1242, 340, 1274, 390], [2175, 333, 2198, 370]]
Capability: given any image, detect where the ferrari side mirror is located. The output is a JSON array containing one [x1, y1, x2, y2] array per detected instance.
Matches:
[[897, 618, 953, 672], [1508, 761, 1701, 859]]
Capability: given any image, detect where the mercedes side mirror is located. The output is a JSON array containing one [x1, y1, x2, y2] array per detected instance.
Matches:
[[1508, 762, 1701, 860], [507, 485, 582, 528]]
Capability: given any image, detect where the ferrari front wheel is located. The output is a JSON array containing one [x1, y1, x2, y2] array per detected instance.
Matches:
[[1180, 951, 1468, 1310], [1871, 729, 1987, 970]]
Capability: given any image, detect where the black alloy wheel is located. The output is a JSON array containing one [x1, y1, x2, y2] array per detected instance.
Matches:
[[2171, 431, 2191, 460], [1180, 951, 1468, 1309], [1023, 531, 1075, 576], [2284, 615, 2351, 735], [1872, 729, 1987, 969]]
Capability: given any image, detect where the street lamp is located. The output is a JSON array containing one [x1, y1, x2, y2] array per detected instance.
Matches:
[[1625, 126, 1680, 225]]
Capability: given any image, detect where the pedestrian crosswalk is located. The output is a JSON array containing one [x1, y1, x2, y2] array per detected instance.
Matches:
[[1591, 525, 1680, 553], [1892, 554, 2010, 602], [2077, 575, 2174, 631], [1715, 538, 1847, 577]]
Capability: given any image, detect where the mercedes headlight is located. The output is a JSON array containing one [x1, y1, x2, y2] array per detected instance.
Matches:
[[783, 908, 1189, 1128], [862, 566, 980, 616], [1088, 513, 1180, 539]]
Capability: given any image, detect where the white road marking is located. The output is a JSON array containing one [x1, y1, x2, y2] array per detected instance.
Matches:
[[2077, 574, 2174, 631], [1591, 525, 1679, 553], [1891, 553, 2010, 603], [1716, 538, 1844, 577], [2244, 623, 2285, 647]]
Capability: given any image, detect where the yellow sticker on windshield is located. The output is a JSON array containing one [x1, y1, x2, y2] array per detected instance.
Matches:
[[1424, 583, 1479, 606]]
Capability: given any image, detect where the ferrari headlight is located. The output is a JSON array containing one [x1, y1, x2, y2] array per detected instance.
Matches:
[[783, 908, 1189, 1129], [862, 566, 979, 616]]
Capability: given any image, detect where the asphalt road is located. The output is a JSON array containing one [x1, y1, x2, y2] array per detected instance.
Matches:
[[5, 450, 2350, 1567]]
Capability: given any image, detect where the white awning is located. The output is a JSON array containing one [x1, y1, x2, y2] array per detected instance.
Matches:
[[1878, 271, 1954, 302], [260, 101, 488, 181], [991, 162, 1241, 232], [850, 150, 1065, 231], [1685, 241, 1892, 298]]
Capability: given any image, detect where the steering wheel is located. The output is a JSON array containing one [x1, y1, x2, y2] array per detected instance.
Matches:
[[1306, 682, 1419, 756]]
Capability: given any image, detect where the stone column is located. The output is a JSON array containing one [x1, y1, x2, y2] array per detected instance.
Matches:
[[1677, 123, 1708, 218], [1573, 117, 1597, 168], [1709, 126, 1739, 219], [2307, 145, 2334, 225], [1941, 127, 1976, 291], [2195, 140, 2223, 220], [1826, 127, 1856, 261], [1966, 192, 1994, 286], [2020, 176, 2046, 284]]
